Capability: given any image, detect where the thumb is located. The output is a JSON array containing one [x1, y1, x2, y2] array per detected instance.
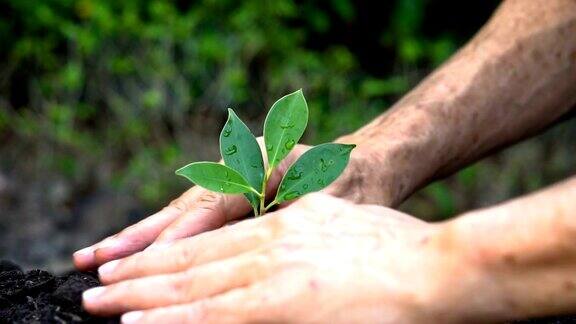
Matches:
[[149, 189, 252, 248]]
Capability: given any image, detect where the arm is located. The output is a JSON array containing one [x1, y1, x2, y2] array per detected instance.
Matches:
[[74, 0, 576, 270], [336, 0, 576, 206], [437, 176, 576, 321]]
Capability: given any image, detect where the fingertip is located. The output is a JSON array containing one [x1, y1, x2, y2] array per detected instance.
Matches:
[[73, 246, 96, 270], [93, 240, 129, 266], [98, 259, 120, 283]]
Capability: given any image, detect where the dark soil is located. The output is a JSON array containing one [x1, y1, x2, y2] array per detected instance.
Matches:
[[2, 259, 576, 323], [0, 260, 118, 324]]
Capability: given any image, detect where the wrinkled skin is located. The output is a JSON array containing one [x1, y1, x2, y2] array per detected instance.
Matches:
[[83, 194, 473, 324]]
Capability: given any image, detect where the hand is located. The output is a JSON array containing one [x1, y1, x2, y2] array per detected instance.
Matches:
[[73, 139, 385, 271], [82, 194, 479, 323]]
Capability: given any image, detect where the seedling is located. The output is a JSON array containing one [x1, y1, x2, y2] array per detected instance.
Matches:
[[175, 89, 355, 216]]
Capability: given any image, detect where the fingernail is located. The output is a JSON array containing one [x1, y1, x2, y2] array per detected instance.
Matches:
[[122, 311, 143, 324], [146, 241, 172, 251], [98, 238, 119, 249], [73, 246, 94, 257], [98, 260, 119, 277], [83, 286, 106, 303]]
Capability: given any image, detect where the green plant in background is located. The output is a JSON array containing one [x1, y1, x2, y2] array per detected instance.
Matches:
[[175, 90, 355, 216]]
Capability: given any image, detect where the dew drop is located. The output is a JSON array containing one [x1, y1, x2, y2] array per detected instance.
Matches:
[[284, 139, 295, 150], [287, 171, 303, 180], [283, 191, 300, 200], [266, 144, 273, 152], [224, 145, 238, 155], [280, 118, 295, 129], [317, 179, 325, 186], [219, 185, 224, 192], [303, 184, 309, 190], [320, 158, 328, 172], [222, 127, 232, 137], [328, 160, 334, 165]]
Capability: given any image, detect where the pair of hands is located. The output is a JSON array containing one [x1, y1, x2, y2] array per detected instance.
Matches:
[[75, 146, 474, 323]]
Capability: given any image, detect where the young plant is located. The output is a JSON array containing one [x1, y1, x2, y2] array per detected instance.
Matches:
[[175, 89, 355, 216]]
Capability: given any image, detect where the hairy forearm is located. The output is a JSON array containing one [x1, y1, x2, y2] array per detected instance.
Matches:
[[337, 0, 576, 206], [440, 176, 576, 321]]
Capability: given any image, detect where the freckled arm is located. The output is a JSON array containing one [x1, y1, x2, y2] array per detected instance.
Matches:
[[437, 175, 576, 321], [336, 0, 576, 206]]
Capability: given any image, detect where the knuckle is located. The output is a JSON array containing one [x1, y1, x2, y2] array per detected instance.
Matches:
[[193, 299, 211, 322], [259, 242, 298, 268], [252, 226, 273, 244], [174, 246, 196, 268], [169, 271, 197, 302], [265, 213, 292, 237], [167, 199, 188, 213]]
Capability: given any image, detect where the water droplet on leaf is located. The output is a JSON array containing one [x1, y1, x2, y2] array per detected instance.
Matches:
[[266, 144, 273, 152], [222, 128, 232, 137], [287, 171, 303, 180], [283, 191, 300, 200], [280, 118, 295, 129], [320, 158, 328, 172], [284, 140, 295, 150], [224, 145, 238, 155]]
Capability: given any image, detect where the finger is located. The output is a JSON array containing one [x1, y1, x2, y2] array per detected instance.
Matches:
[[151, 190, 252, 245], [99, 217, 271, 284], [84, 253, 272, 316], [359, 204, 427, 226], [119, 277, 284, 324], [73, 202, 185, 270]]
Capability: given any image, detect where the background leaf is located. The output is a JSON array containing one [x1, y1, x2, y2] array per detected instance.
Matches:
[[220, 109, 264, 209], [264, 89, 308, 169], [275, 143, 355, 203], [176, 162, 256, 194]]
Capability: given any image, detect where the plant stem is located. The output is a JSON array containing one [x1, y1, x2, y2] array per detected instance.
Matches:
[[264, 200, 278, 212], [252, 205, 259, 218], [249, 187, 263, 197], [258, 169, 274, 217]]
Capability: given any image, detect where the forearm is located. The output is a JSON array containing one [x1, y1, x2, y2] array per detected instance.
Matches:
[[441, 176, 576, 321], [337, 0, 576, 206]]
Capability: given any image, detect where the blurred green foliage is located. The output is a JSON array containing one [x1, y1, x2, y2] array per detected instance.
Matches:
[[7, 0, 556, 221]]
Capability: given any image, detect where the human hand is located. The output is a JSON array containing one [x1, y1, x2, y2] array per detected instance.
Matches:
[[82, 194, 482, 323], [73, 139, 385, 271]]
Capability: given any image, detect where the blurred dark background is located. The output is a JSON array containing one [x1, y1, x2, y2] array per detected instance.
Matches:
[[0, 0, 574, 271]]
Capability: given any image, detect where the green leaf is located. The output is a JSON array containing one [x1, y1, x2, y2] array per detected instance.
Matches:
[[264, 89, 308, 170], [275, 143, 355, 204], [220, 108, 264, 209], [175, 162, 258, 195]]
